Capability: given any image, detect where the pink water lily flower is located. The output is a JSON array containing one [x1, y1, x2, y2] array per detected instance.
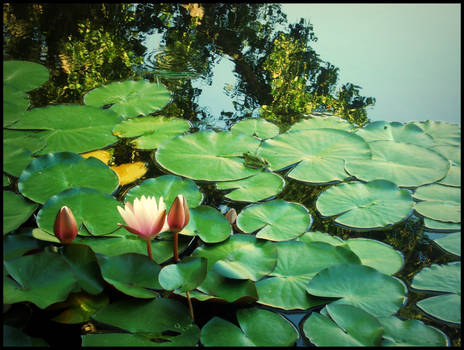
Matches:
[[117, 195, 168, 242]]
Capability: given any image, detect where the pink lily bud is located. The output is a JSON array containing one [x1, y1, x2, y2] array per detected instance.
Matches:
[[54, 206, 78, 244], [167, 195, 190, 233]]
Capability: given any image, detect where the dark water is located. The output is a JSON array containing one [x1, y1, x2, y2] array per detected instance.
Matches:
[[3, 3, 461, 347]]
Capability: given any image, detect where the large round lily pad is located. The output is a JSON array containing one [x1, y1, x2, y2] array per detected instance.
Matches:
[[425, 231, 461, 257], [37, 188, 121, 236], [230, 118, 280, 139], [113, 115, 191, 149], [344, 238, 404, 275], [32, 228, 191, 264], [316, 180, 413, 231], [236, 199, 312, 241], [438, 163, 461, 187], [3, 191, 38, 235], [3, 143, 34, 178], [6, 105, 122, 155], [18, 152, 119, 204], [256, 241, 360, 310], [298, 233, 404, 275], [3, 84, 30, 127], [3, 60, 49, 92], [378, 316, 449, 346], [181, 205, 232, 243], [3, 129, 48, 155], [345, 140, 450, 188], [355, 121, 434, 147], [155, 130, 261, 181], [216, 171, 285, 203], [85, 298, 200, 347], [307, 264, 408, 317], [410, 120, 461, 146], [259, 128, 371, 184], [192, 234, 277, 281], [192, 270, 258, 303], [423, 218, 461, 232], [413, 184, 460, 223], [158, 256, 207, 292], [125, 175, 203, 211], [200, 307, 299, 347], [4, 251, 77, 309], [84, 80, 171, 119], [302, 303, 383, 346], [411, 262, 460, 324], [96, 253, 161, 299], [289, 114, 356, 132]]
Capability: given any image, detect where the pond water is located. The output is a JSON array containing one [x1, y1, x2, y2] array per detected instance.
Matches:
[[3, 3, 461, 347]]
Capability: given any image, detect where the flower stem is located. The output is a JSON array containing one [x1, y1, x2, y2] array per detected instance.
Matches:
[[173, 231, 179, 263], [186, 290, 194, 320], [146, 240, 153, 261]]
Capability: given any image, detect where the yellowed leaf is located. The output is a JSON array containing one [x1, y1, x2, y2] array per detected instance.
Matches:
[[80, 150, 112, 165], [110, 162, 147, 186]]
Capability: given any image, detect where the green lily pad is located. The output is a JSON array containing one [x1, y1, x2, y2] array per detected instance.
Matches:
[[3, 191, 38, 235], [32, 228, 191, 264], [6, 105, 122, 155], [378, 316, 449, 346], [3, 84, 30, 127], [216, 171, 285, 203], [410, 120, 461, 146], [3, 250, 77, 309], [113, 115, 191, 149], [289, 114, 356, 132], [297, 233, 404, 275], [355, 121, 434, 147], [3, 129, 48, 155], [96, 253, 161, 299], [60, 244, 105, 295], [84, 80, 171, 119], [307, 264, 408, 317], [344, 238, 404, 275], [316, 180, 413, 231], [236, 200, 312, 241], [193, 270, 258, 303], [50, 292, 109, 324], [3, 143, 34, 178], [3, 60, 49, 91], [424, 218, 461, 232], [125, 175, 203, 210], [413, 185, 460, 223], [37, 188, 121, 236], [200, 307, 299, 347], [230, 118, 280, 139], [302, 303, 383, 346], [430, 145, 460, 165], [86, 298, 200, 346], [192, 234, 277, 281], [3, 229, 44, 260], [438, 163, 460, 187], [18, 152, 119, 204], [155, 130, 261, 181], [425, 231, 461, 257], [345, 140, 450, 187], [256, 241, 361, 310], [259, 128, 371, 184], [158, 256, 207, 292], [411, 262, 460, 324], [297, 231, 345, 246], [3, 324, 49, 347], [181, 205, 232, 243]]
